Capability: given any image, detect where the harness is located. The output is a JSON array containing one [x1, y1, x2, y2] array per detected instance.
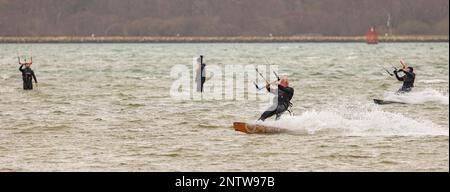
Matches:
[[287, 101, 294, 115], [279, 101, 294, 116], [278, 87, 294, 116]]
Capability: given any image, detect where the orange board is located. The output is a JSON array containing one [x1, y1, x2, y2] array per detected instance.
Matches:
[[233, 122, 288, 134]]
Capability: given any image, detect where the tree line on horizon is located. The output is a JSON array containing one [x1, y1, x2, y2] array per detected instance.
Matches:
[[0, 0, 448, 36]]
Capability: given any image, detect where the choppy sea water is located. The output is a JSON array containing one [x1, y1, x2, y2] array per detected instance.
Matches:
[[0, 43, 448, 171]]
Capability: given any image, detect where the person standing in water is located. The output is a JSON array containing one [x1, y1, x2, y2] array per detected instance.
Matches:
[[19, 57, 38, 90], [195, 55, 206, 92], [258, 76, 294, 121]]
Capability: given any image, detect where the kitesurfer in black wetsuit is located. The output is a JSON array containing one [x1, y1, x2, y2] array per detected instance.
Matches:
[[195, 55, 206, 92], [19, 58, 37, 90], [394, 66, 415, 93], [258, 76, 294, 121]]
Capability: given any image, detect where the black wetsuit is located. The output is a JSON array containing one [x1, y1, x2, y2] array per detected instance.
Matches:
[[200, 63, 206, 92], [258, 85, 294, 121], [196, 63, 206, 92], [19, 65, 37, 90], [394, 69, 415, 93]]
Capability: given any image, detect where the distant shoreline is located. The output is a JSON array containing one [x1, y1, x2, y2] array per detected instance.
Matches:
[[0, 35, 448, 43]]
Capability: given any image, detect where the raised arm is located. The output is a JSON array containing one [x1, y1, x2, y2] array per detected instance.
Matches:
[[265, 81, 279, 94], [393, 70, 404, 81], [19, 64, 24, 72], [265, 84, 276, 94]]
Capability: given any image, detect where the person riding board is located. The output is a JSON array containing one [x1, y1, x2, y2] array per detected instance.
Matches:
[[19, 57, 38, 90], [393, 60, 415, 93], [258, 76, 294, 121]]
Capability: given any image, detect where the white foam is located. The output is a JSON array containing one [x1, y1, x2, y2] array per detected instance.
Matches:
[[258, 104, 448, 136], [1, 75, 11, 80], [419, 79, 448, 84], [0, 87, 15, 93], [383, 89, 449, 105], [140, 76, 158, 80], [279, 46, 295, 50]]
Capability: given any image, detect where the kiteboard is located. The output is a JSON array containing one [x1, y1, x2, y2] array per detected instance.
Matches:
[[373, 99, 407, 105], [233, 122, 288, 134]]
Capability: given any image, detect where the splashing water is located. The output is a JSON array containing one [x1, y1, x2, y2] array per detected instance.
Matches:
[[383, 89, 449, 105], [259, 104, 448, 136], [419, 79, 448, 84]]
